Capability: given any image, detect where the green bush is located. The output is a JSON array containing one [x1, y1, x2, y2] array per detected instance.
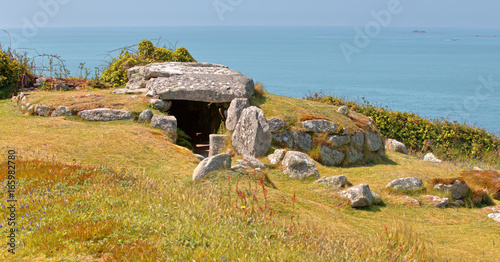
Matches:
[[305, 93, 500, 165], [101, 40, 196, 87], [0, 50, 32, 99]]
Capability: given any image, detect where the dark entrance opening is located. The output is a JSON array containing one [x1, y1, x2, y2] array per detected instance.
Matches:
[[168, 100, 228, 156]]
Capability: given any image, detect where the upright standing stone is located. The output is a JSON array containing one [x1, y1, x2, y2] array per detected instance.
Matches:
[[226, 98, 250, 131], [232, 106, 272, 157], [209, 134, 228, 157]]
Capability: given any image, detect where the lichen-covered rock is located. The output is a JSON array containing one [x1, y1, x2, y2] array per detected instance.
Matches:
[[422, 195, 449, 208], [320, 146, 345, 166], [433, 180, 469, 199], [232, 106, 272, 157], [36, 105, 51, 116], [209, 134, 228, 157], [351, 131, 365, 149], [126, 62, 254, 103], [385, 177, 424, 191], [365, 132, 383, 151], [385, 139, 408, 154], [192, 153, 231, 181], [151, 115, 177, 131], [78, 108, 134, 121], [338, 184, 374, 207], [371, 191, 382, 205], [267, 149, 286, 165], [292, 131, 312, 152], [267, 118, 286, 133], [238, 156, 266, 169], [345, 147, 364, 165], [273, 131, 294, 148], [327, 135, 351, 148], [315, 175, 352, 189], [226, 98, 250, 131], [301, 119, 338, 133], [149, 99, 172, 112], [51, 106, 72, 117], [337, 106, 349, 115], [282, 151, 320, 179], [138, 109, 153, 122], [424, 153, 443, 163]]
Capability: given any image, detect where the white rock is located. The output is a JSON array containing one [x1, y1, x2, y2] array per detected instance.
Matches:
[[282, 151, 320, 179], [424, 153, 443, 163], [338, 184, 374, 208]]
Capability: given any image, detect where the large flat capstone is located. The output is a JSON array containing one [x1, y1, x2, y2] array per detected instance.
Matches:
[[126, 62, 254, 103]]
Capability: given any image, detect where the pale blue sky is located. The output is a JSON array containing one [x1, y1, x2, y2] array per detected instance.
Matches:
[[1, 0, 500, 28]]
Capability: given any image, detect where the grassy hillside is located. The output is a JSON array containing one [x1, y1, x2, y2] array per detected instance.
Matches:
[[0, 90, 499, 261]]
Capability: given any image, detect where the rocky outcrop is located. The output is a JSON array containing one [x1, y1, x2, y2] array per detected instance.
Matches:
[[282, 151, 320, 179], [316, 175, 352, 189], [301, 119, 338, 133], [365, 132, 383, 151], [125, 62, 254, 103], [422, 195, 449, 208], [151, 115, 177, 132], [292, 131, 312, 152], [345, 147, 363, 165], [36, 105, 51, 116], [267, 149, 286, 165], [327, 135, 351, 148], [51, 106, 72, 117], [385, 139, 408, 154], [149, 99, 172, 112], [78, 108, 134, 121], [320, 146, 345, 166], [267, 118, 286, 133], [338, 184, 374, 208], [138, 109, 153, 122], [209, 134, 228, 157], [226, 98, 250, 131], [232, 106, 272, 157], [273, 131, 294, 148], [433, 180, 469, 199], [192, 153, 231, 181], [385, 177, 424, 191], [351, 131, 364, 149], [424, 153, 443, 163]]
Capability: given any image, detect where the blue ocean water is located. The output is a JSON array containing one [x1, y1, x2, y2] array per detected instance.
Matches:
[[1, 26, 499, 134]]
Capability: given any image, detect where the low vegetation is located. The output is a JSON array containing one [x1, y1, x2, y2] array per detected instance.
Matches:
[[101, 40, 196, 87], [0, 49, 34, 99]]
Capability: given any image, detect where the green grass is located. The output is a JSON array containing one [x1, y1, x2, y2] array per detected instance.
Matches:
[[1, 90, 499, 261]]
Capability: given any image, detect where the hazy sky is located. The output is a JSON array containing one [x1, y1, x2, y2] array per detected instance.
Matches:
[[1, 0, 500, 28]]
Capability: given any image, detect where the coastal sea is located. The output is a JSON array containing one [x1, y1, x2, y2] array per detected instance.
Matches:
[[1, 26, 499, 134]]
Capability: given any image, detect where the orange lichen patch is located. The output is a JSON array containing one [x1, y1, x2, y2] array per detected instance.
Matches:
[[299, 114, 331, 122]]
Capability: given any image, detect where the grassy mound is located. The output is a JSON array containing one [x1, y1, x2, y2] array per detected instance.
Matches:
[[0, 89, 499, 261]]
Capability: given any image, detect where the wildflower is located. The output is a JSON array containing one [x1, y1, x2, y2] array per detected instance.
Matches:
[[240, 206, 246, 210]]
